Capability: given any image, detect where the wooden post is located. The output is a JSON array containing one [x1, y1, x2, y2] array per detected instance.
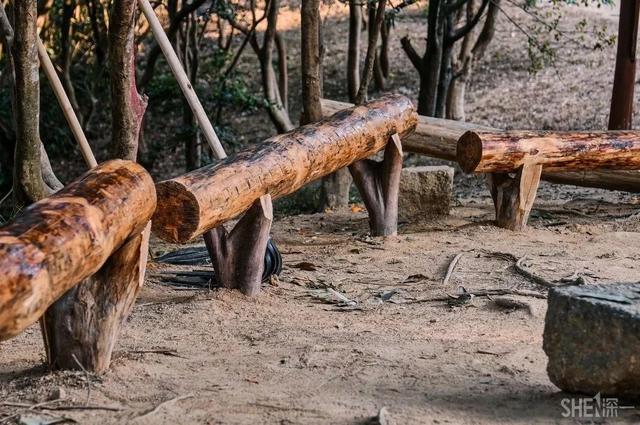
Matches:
[[350, 134, 403, 236], [203, 195, 273, 296], [486, 163, 543, 231], [42, 229, 148, 373]]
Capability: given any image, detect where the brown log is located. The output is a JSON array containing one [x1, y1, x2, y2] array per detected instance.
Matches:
[[0, 160, 156, 341], [321, 98, 640, 192], [153, 94, 417, 243], [458, 130, 640, 173]]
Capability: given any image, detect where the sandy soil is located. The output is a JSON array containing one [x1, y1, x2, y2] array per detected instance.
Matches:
[[2, 3, 640, 425]]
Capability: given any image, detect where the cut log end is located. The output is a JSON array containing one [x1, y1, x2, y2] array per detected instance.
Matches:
[[456, 131, 483, 173], [152, 181, 201, 243]]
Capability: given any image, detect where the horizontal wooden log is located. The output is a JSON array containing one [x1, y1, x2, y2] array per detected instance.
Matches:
[[153, 94, 417, 243], [458, 130, 640, 173], [321, 98, 640, 192], [0, 160, 156, 341]]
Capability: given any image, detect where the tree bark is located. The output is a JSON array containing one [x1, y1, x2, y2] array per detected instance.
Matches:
[[203, 195, 273, 296], [487, 163, 542, 231], [259, 0, 294, 133], [153, 94, 417, 243], [347, 0, 361, 103], [355, 0, 387, 104], [458, 130, 640, 173], [349, 134, 403, 236], [275, 31, 288, 113], [321, 98, 640, 192], [42, 230, 147, 373], [0, 160, 155, 342], [11, 0, 48, 205], [109, 0, 148, 161], [609, 0, 639, 130]]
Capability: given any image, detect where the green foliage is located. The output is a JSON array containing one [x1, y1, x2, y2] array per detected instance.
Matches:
[[516, 0, 617, 73]]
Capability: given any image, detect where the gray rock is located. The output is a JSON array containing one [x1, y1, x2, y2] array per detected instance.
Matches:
[[543, 283, 640, 397], [398, 166, 454, 222]]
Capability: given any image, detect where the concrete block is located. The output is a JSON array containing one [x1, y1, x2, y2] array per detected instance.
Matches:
[[398, 166, 454, 222], [543, 283, 640, 397]]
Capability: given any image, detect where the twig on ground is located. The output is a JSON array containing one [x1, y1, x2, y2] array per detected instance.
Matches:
[[135, 394, 193, 420], [443, 252, 463, 286], [404, 288, 547, 304], [71, 354, 91, 405], [0, 188, 12, 208], [515, 256, 556, 288], [129, 349, 185, 358]]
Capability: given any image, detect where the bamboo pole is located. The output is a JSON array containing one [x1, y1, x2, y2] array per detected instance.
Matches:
[[136, 0, 227, 160], [37, 39, 98, 168]]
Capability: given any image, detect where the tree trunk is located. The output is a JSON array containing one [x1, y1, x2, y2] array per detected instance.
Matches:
[[417, 0, 443, 116], [275, 31, 288, 113], [259, 0, 294, 133], [355, 0, 387, 104], [153, 95, 417, 243], [609, 0, 639, 130], [12, 0, 48, 206], [347, 0, 361, 103], [109, 0, 148, 160]]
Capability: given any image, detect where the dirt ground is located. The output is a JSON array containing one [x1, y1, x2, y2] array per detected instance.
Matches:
[[2, 3, 640, 425]]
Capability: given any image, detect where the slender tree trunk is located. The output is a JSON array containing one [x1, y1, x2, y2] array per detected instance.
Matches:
[[60, 0, 83, 125], [347, 0, 361, 103], [109, 0, 148, 160], [609, 0, 639, 130], [371, 4, 385, 91], [275, 31, 288, 113], [259, 0, 293, 133], [301, 0, 322, 125], [355, 0, 387, 104], [417, 0, 443, 116], [12, 0, 48, 205]]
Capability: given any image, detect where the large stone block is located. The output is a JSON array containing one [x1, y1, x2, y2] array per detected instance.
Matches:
[[398, 166, 453, 222], [543, 283, 640, 397]]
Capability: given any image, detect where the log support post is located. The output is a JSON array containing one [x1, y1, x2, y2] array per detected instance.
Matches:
[[203, 195, 273, 297], [349, 133, 403, 236], [487, 163, 542, 231], [42, 229, 149, 373]]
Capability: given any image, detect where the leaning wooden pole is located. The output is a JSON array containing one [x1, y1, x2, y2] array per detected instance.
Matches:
[[0, 160, 156, 342], [153, 95, 417, 243], [137, 0, 227, 160], [37, 39, 98, 168], [321, 98, 640, 192]]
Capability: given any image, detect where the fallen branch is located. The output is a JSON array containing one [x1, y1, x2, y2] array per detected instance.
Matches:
[[135, 395, 194, 420], [443, 252, 463, 286], [515, 256, 556, 288]]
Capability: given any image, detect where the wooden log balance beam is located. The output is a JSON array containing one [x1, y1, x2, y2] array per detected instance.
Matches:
[[153, 95, 417, 295], [457, 130, 640, 230], [0, 160, 156, 373], [321, 98, 640, 193]]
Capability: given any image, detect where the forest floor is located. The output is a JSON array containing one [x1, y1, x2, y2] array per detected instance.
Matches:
[[2, 3, 640, 425]]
